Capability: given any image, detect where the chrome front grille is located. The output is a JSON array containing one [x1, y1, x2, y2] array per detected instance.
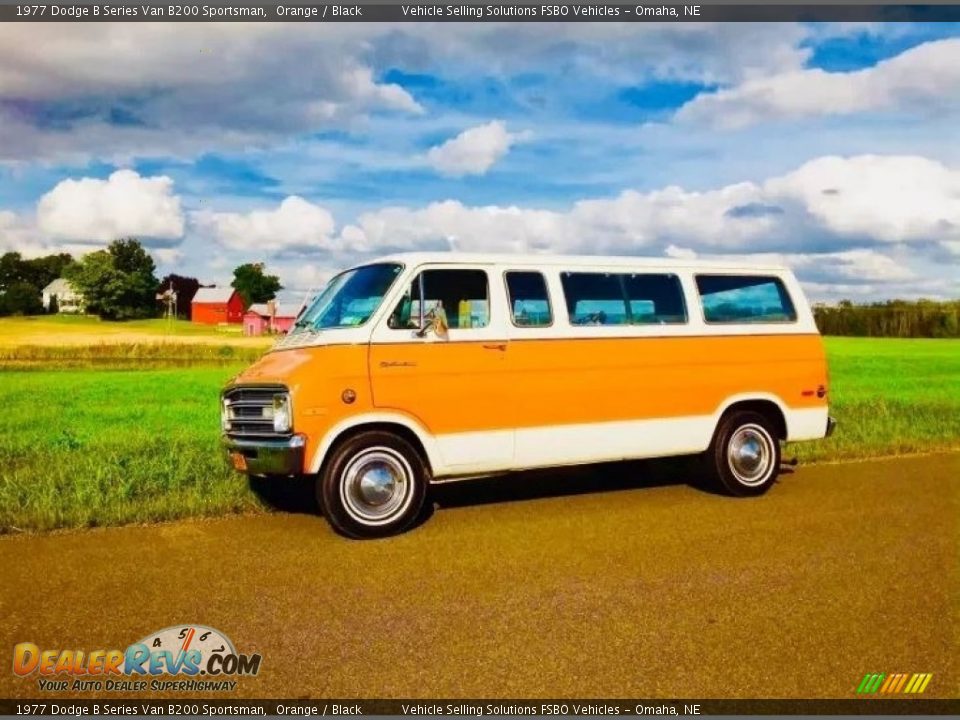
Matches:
[[222, 385, 288, 438]]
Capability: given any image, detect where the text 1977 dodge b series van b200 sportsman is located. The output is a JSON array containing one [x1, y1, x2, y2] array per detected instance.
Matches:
[[221, 253, 835, 538]]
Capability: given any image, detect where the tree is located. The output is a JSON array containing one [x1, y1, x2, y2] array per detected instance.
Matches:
[[0, 252, 26, 290], [109, 238, 155, 276], [158, 273, 201, 319], [0, 251, 74, 317], [0, 251, 73, 292], [25, 253, 73, 290], [231, 262, 282, 306], [0, 281, 44, 316], [64, 239, 159, 320], [813, 299, 960, 338], [64, 250, 120, 318]]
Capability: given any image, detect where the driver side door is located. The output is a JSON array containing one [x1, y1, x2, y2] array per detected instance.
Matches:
[[368, 266, 514, 474]]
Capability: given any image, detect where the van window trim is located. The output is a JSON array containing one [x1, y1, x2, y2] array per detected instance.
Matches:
[[559, 270, 689, 327], [503, 269, 555, 329], [694, 273, 799, 325]]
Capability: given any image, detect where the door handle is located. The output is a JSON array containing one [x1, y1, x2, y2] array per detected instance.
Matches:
[[482, 343, 507, 351]]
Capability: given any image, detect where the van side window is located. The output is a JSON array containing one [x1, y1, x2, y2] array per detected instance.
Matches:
[[561, 272, 687, 325], [388, 269, 490, 330], [561, 272, 628, 325], [506, 271, 552, 327], [696, 275, 797, 323], [624, 274, 687, 324]]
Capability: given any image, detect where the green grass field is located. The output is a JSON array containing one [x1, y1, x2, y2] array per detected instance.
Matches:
[[0, 365, 259, 531], [790, 337, 960, 462], [0, 337, 957, 531]]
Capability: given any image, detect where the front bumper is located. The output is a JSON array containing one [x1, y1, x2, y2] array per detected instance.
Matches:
[[222, 433, 305, 476], [826, 416, 837, 438]]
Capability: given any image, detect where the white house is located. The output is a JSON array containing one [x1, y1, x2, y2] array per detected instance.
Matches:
[[41, 278, 84, 314]]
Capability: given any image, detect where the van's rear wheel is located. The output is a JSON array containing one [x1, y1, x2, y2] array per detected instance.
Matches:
[[707, 410, 781, 496], [318, 431, 428, 539]]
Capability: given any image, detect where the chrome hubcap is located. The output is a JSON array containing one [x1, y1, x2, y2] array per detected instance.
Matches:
[[341, 448, 412, 524], [359, 465, 396, 505], [727, 425, 774, 486]]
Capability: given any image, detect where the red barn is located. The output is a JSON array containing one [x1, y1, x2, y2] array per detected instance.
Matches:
[[192, 287, 244, 325]]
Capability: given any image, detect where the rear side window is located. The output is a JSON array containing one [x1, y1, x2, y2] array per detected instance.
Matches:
[[506, 271, 552, 327], [561, 272, 687, 326], [624, 274, 686, 324], [696, 275, 797, 323], [562, 273, 628, 325]]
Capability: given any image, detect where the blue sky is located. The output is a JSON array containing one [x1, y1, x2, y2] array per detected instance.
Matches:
[[1, 21, 959, 302]]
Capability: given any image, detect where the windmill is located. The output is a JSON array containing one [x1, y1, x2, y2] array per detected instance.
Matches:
[[156, 279, 178, 332]]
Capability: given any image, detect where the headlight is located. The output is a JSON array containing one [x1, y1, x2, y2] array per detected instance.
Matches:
[[272, 394, 292, 433], [220, 397, 231, 432]]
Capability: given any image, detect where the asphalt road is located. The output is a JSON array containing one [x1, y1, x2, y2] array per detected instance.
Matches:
[[1, 453, 957, 699]]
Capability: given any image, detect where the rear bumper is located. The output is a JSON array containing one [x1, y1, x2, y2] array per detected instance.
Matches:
[[826, 416, 837, 438], [222, 433, 306, 476]]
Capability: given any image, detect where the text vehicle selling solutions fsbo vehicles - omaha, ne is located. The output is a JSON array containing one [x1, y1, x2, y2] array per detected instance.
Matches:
[[221, 253, 835, 538]]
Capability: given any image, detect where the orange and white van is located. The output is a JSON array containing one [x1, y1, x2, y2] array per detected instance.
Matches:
[[221, 253, 835, 538]]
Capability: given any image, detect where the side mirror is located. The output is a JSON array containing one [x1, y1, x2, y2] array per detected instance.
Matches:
[[416, 305, 448, 339]]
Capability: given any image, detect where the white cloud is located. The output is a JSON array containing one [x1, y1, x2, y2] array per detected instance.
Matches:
[[7, 153, 959, 302], [676, 38, 960, 129], [809, 249, 916, 282], [153, 248, 184, 266], [0, 210, 35, 254], [803, 277, 957, 303], [0, 25, 424, 163], [343, 188, 756, 256], [287, 263, 339, 293], [0, 23, 818, 163], [338, 66, 424, 116], [766, 154, 960, 243], [0, 209, 109, 258], [0, 210, 17, 233], [664, 244, 698, 259], [322, 154, 960, 302], [694, 248, 916, 283], [337, 155, 960, 257], [426, 121, 528, 176], [349, 200, 565, 253], [36, 170, 184, 243], [395, 23, 810, 86], [194, 196, 337, 253]]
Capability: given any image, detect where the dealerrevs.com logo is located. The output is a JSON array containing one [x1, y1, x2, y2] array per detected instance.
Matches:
[[13, 625, 262, 692]]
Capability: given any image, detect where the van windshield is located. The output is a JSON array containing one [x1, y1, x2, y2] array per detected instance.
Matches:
[[292, 263, 404, 332]]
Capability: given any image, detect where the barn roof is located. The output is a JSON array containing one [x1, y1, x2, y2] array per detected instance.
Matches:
[[192, 287, 237, 304]]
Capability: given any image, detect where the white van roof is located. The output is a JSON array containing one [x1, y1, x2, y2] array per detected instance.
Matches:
[[364, 252, 789, 273]]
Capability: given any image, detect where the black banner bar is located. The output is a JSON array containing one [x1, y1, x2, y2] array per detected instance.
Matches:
[[2, 699, 960, 715], [2, 3, 960, 22]]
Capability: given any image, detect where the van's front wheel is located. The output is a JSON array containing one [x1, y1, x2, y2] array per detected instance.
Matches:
[[318, 431, 428, 539], [707, 410, 781, 496]]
